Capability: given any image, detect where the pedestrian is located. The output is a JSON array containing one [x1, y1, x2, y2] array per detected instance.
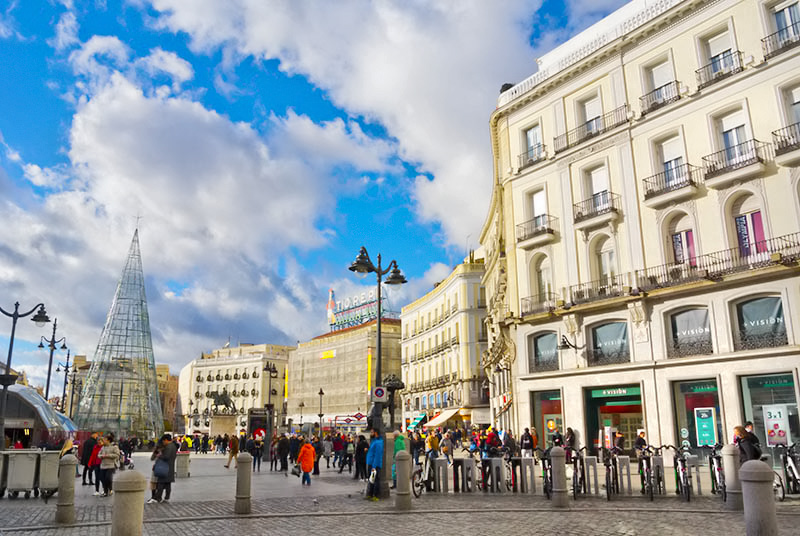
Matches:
[[520, 427, 534, 458], [311, 435, 322, 475], [297, 437, 316, 486], [98, 434, 120, 497], [323, 435, 333, 468], [502, 430, 517, 457], [89, 437, 103, 495], [81, 432, 98, 486], [411, 432, 423, 465], [269, 435, 279, 471], [734, 425, 762, 465], [354, 435, 369, 481], [564, 427, 576, 461], [441, 432, 454, 463], [392, 430, 406, 488], [744, 421, 761, 449], [249, 434, 263, 472], [364, 429, 384, 501], [339, 435, 354, 474], [224, 433, 239, 468], [551, 427, 564, 448], [277, 434, 290, 472], [147, 433, 177, 504]]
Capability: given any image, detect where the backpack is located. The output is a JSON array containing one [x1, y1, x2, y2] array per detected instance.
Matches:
[[346, 442, 355, 454]]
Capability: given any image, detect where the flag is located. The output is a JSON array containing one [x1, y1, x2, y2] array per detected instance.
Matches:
[[326, 288, 336, 324]]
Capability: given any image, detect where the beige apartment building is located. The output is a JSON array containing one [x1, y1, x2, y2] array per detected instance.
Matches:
[[400, 253, 490, 432], [481, 0, 800, 458]]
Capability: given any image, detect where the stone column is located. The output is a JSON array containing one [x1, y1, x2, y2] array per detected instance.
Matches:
[[550, 446, 569, 508], [722, 444, 743, 511], [740, 460, 778, 536], [55, 454, 78, 524], [112, 470, 147, 536], [394, 450, 412, 511], [235, 452, 252, 514]]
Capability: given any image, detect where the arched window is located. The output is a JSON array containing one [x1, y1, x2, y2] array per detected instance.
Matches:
[[667, 212, 697, 266], [527, 332, 559, 372], [592, 235, 616, 283], [529, 254, 552, 298], [589, 321, 629, 366], [730, 194, 766, 256], [734, 296, 787, 350], [442, 392, 449, 407], [421, 396, 427, 409], [414, 397, 420, 410], [436, 393, 442, 408], [667, 308, 713, 358]]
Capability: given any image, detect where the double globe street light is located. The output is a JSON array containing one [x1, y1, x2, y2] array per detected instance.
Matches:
[[38, 318, 67, 401]]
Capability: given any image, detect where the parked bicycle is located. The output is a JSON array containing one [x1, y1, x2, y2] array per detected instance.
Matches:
[[704, 443, 726, 502], [636, 446, 656, 501], [665, 444, 693, 502], [411, 451, 436, 498], [602, 446, 622, 501], [776, 442, 800, 495], [535, 447, 553, 499], [569, 446, 587, 499]]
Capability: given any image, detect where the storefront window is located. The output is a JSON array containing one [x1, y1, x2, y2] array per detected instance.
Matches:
[[672, 379, 722, 460], [734, 296, 787, 350], [530, 390, 563, 448], [741, 373, 798, 459], [667, 308, 713, 358], [584, 384, 643, 455], [588, 322, 630, 366], [528, 332, 559, 372]]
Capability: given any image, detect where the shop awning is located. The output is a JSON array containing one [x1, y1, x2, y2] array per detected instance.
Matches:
[[408, 414, 426, 432], [423, 407, 461, 429]]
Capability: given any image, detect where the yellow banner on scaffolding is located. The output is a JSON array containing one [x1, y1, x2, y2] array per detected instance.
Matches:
[[367, 347, 372, 392]]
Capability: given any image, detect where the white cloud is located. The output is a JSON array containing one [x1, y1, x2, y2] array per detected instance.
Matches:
[[22, 163, 70, 188], [49, 11, 80, 52], [135, 47, 194, 89]]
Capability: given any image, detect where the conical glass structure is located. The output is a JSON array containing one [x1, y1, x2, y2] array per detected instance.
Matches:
[[74, 229, 164, 439]]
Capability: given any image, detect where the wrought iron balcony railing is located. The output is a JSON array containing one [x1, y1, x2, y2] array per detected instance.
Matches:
[[733, 330, 789, 352], [587, 348, 630, 367], [773, 122, 800, 156], [643, 163, 701, 199], [696, 50, 743, 90], [521, 292, 558, 316], [666, 337, 714, 359], [569, 274, 626, 305], [636, 261, 705, 292], [702, 139, 770, 180], [554, 104, 629, 153], [640, 80, 680, 116], [573, 190, 622, 223], [516, 214, 558, 242], [762, 22, 800, 59], [518, 143, 546, 170], [529, 356, 559, 372]]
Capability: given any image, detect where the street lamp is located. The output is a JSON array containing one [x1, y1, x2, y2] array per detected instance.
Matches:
[[298, 401, 304, 427], [348, 246, 407, 499], [318, 388, 324, 438], [68, 377, 82, 419], [0, 302, 50, 450], [55, 350, 72, 413], [264, 362, 278, 430], [38, 318, 67, 401]]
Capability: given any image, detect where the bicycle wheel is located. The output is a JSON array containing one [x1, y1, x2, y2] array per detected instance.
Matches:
[[682, 474, 691, 503], [505, 464, 513, 492], [572, 467, 579, 500], [774, 473, 785, 502], [544, 470, 552, 500], [718, 472, 726, 503], [647, 469, 654, 502], [411, 469, 423, 498], [605, 469, 612, 501], [655, 465, 664, 495]]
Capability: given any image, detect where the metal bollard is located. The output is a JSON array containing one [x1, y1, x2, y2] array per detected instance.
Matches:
[[432, 458, 449, 493], [688, 455, 702, 495], [112, 470, 147, 536], [585, 456, 599, 495], [462, 457, 477, 492], [550, 446, 568, 508], [235, 452, 252, 514], [722, 444, 743, 511], [617, 455, 633, 495], [740, 460, 778, 536], [395, 450, 412, 511], [55, 454, 78, 524]]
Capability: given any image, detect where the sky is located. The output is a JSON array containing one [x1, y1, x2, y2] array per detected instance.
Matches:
[[0, 0, 629, 396]]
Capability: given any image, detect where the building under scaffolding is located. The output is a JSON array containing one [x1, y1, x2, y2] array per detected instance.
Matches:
[[73, 230, 164, 439]]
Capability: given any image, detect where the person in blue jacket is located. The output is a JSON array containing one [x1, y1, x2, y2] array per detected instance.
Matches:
[[364, 429, 384, 501]]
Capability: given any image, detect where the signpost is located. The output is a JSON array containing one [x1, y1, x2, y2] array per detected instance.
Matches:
[[694, 407, 718, 447], [763, 404, 791, 447]]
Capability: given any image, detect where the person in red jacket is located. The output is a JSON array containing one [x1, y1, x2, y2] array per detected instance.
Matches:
[[297, 437, 316, 486], [89, 438, 104, 496]]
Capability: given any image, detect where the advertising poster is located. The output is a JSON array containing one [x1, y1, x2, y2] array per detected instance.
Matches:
[[694, 407, 718, 447], [763, 404, 791, 447]]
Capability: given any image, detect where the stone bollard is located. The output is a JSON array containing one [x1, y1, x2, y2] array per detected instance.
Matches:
[[175, 452, 190, 478], [550, 446, 569, 508], [740, 460, 778, 536], [395, 450, 412, 511], [722, 444, 743, 511], [235, 452, 253, 514], [112, 470, 147, 536], [55, 454, 78, 524]]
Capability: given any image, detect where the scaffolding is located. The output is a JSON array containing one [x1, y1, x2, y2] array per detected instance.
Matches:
[[73, 230, 164, 439]]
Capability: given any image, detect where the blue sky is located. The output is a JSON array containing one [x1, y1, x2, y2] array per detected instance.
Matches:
[[0, 0, 627, 395]]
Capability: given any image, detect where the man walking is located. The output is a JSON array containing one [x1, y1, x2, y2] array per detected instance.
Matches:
[[364, 429, 384, 501], [81, 432, 97, 486], [224, 433, 239, 468]]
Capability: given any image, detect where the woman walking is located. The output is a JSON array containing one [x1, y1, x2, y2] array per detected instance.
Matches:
[[148, 434, 177, 504], [98, 434, 120, 497], [297, 438, 316, 486]]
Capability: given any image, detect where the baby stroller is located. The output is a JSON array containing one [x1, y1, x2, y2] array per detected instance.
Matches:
[[119, 451, 135, 471]]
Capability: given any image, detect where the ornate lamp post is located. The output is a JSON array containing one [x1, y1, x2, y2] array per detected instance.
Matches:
[[55, 350, 72, 413], [68, 377, 82, 419], [348, 246, 407, 499], [264, 362, 278, 431], [0, 302, 50, 450], [38, 318, 67, 401], [298, 401, 304, 428], [317, 388, 324, 438]]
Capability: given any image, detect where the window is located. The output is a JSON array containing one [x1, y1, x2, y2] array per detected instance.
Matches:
[[719, 109, 748, 160], [581, 95, 603, 134], [442, 392, 448, 407], [593, 236, 616, 283], [667, 308, 713, 357], [658, 136, 686, 186], [530, 255, 552, 298], [587, 165, 610, 209], [707, 31, 735, 74], [522, 124, 544, 164], [774, 1, 800, 41], [668, 213, 697, 266], [786, 85, 800, 125], [648, 60, 673, 92], [731, 195, 766, 255], [527, 332, 559, 372], [429, 394, 435, 408], [530, 189, 547, 221], [588, 321, 630, 366], [734, 296, 788, 350], [421, 396, 427, 409]]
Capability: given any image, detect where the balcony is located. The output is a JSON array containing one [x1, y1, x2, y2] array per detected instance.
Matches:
[[666, 337, 714, 359], [762, 22, 800, 60], [640, 81, 680, 116], [520, 292, 558, 316], [518, 144, 546, 171], [573, 190, 621, 230], [642, 164, 701, 208], [553, 104, 629, 153], [530, 357, 559, 372], [569, 275, 626, 305], [516, 214, 558, 249], [733, 330, 789, 352], [696, 50, 743, 90], [635, 261, 706, 292], [702, 139, 770, 188], [773, 123, 800, 167], [587, 348, 630, 367]]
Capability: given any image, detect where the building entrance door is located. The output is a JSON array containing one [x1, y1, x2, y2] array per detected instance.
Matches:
[[585, 385, 643, 455]]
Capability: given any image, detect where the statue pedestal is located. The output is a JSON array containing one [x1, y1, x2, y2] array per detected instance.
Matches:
[[210, 414, 237, 438]]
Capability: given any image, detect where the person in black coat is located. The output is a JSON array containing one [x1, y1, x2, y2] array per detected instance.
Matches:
[[277, 434, 290, 472], [148, 434, 178, 504], [354, 435, 369, 481], [289, 434, 300, 464], [81, 432, 97, 486], [734, 425, 761, 465]]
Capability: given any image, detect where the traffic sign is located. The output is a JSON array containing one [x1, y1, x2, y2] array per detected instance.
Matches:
[[371, 387, 387, 402]]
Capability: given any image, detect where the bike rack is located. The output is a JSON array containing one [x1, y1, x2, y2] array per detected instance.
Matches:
[[584, 456, 600, 495], [617, 455, 633, 495], [432, 458, 449, 493], [480, 458, 505, 493], [510, 457, 536, 493], [687, 455, 702, 495], [452, 458, 476, 492]]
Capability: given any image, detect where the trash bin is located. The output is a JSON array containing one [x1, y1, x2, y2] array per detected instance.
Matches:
[[5, 450, 39, 499], [37, 451, 61, 501], [176, 452, 190, 478]]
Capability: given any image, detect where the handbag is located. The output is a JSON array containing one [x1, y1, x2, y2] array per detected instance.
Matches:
[[153, 458, 169, 479], [291, 463, 301, 477]]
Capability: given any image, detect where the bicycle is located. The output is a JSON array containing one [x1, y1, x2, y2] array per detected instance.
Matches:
[[636, 446, 656, 501], [650, 445, 666, 496], [776, 442, 800, 495], [602, 446, 621, 501], [535, 447, 553, 499], [411, 451, 436, 498], [704, 443, 726, 502], [461, 446, 485, 491], [569, 446, 587, 500], [665, 444, 692, 502]]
